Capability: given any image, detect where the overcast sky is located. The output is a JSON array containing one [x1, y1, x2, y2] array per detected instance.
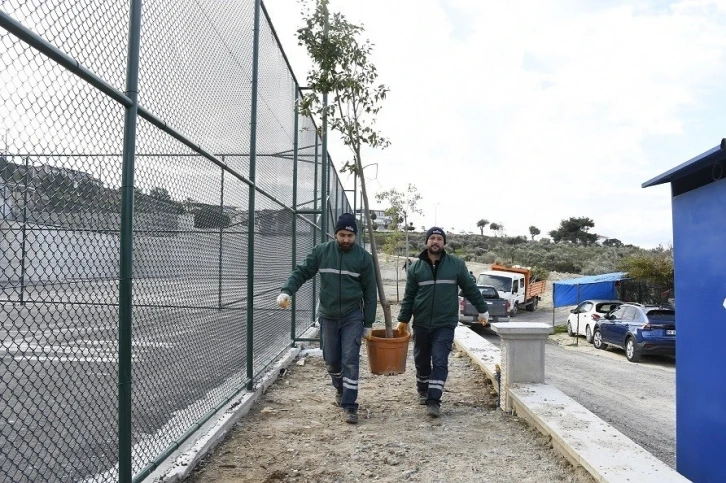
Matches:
[[264, 0, 726, 248]]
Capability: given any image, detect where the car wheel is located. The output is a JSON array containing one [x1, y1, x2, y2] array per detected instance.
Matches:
[[625, 336, 641, 362], [585, 325, 593, 343], [509, 303, 518, 317], [567, 322, 574, 337], [593, 329, 606, 350], [532, 298, 538, 310]]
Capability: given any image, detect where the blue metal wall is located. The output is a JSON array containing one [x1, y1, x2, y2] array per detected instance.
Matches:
[[672, 176, 726, 482]]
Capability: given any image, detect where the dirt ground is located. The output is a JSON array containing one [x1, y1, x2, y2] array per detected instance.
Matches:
[[184, 261, 596, 482]]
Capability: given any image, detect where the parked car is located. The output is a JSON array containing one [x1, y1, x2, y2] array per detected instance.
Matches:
[[566, 299, 624, 343], [592, 304, 676, 362], [458, 285, 510, 326]]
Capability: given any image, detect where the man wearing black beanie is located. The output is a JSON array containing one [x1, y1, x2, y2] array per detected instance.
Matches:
[[396, 226, 490, 418], [276, 213, 377, 424]]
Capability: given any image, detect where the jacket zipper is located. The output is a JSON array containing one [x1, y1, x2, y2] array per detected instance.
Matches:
[[429, 259, 438, 328], [338, 249, 343, 319]]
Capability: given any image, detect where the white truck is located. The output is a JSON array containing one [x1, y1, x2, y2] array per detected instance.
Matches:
[[476, 264, 546, 316]]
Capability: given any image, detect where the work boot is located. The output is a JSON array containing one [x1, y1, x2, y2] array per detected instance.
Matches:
[[426, 403, 441, 418], [343, 407, 358, 424], [335, 391, 343, 407], [418, 393, 427, 405]]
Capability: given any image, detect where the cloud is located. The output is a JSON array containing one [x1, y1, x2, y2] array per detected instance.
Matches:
[[264, 0, 726, 247]]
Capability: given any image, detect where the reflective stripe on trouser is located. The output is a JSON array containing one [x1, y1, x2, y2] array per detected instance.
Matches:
[[412, 326, 455, 406], [320, 309, 364, 410]]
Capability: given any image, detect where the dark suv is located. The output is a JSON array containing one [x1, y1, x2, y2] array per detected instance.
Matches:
[[592, 303, 676, 362]]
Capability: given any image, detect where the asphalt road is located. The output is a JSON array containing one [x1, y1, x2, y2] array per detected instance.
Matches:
[[472, 309, 676, 469], [0, 274, 314, 482]]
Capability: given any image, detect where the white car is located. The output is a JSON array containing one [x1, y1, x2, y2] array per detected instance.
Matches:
[[566, 299, 624, 343]]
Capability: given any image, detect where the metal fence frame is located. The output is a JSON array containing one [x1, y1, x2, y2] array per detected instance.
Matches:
[[0, 1, 364, 481]]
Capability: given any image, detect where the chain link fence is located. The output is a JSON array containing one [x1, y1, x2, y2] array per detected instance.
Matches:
[[0, 1, 360, 481]]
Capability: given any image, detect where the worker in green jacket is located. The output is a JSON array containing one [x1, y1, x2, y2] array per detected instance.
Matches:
[[277, 213, 377, 424], [396, 227, 490, 418]]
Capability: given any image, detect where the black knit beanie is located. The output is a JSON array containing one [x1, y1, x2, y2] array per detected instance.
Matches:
[[425, 226, 446, 244], [335, 213, 358, 234]]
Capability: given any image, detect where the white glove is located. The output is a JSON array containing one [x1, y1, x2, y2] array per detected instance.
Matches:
[[478, 312, 490, 325], [276, 293, 291, 309], [363, 328, 373, 340]]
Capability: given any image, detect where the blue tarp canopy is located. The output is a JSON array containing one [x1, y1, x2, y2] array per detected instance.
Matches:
[[552, 272, 629, 308]]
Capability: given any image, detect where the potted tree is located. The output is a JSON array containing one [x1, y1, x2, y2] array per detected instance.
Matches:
[[297, 0, 409, 373]]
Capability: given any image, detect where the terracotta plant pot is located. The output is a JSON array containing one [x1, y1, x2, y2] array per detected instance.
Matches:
[[365, 328, 411, 375]]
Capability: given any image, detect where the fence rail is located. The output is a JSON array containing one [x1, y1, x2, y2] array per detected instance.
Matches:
[[0, 1, 362, 481]]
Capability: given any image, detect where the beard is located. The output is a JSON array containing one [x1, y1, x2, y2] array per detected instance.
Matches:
[[427, 244, 442, 255], [338, 241, 353, 252]]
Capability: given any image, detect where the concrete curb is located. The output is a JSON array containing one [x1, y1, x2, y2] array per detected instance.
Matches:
[[452, 325, 689, 483], [509, 384, 688, 483], [147, 327, 319, 483], [453, 325, 499, 391]]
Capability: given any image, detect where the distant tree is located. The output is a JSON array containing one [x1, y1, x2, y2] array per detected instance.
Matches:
[[376, 184, 423, 261], [528, 225, 541, 240], [504, 235, 527, 245], [149, 186, 185, 214], [617, 251, 674, 288], [602, 238, 623, 247], [194, 207, 230, 229], [489, 222, 504, 237], [549, 216, 597, 245], [376, 184, 422, 231], [149, 187, 171, 202], [476, 219, 489, 235]]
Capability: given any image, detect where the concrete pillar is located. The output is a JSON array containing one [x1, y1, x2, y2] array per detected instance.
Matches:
[[491, 322, 552, 412]]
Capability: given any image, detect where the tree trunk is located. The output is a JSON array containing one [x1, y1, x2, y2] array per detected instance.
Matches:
[[355, 148, 393, 337], [395, 251, 400, 303], [404, 211, 409, 268]]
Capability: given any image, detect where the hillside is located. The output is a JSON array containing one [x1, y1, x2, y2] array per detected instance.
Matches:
[[368, 231, 668, 277]]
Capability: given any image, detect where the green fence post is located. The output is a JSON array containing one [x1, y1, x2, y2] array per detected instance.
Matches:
[[119, 0, 143, 481], [246, 0, 262, 390], [19, 155, 28, 305], [311, 136, 318, 322], [291, 87, 299, 344], [218, 163, 225, 310]]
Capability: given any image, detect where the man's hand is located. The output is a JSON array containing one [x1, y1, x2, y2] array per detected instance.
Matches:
[[363, 328, 373, 340], [396, 322, 410, 336], [276, 293, 291, 309], [478, 312, 490, 326]]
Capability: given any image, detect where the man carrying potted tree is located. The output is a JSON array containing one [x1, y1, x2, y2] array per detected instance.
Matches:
[[396, 227, 490, 418], [276, 213, 377, 424]]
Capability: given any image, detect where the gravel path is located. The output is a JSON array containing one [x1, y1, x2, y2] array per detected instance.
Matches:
[[183, 259, 598, 482], [184, 343, 594, 483]]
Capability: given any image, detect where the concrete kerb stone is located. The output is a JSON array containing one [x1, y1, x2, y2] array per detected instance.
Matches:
[[509, 384, 689, 483], [147, 326, 320, 483], [453, 325, 500, 392], [452, 324, 689, 483]]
